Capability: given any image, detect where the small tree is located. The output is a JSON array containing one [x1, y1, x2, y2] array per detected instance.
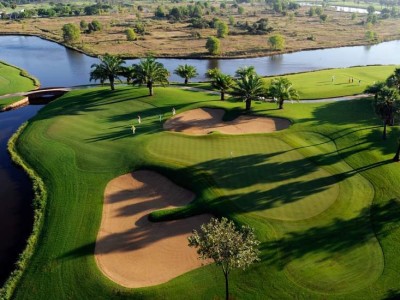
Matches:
[[62, 23, 81, 43], [80, 20, 88, 31], [373, 86, 400, 139], [268, 34, 285, 51], [174, 64, 198, 85], [210, 72, 234, 101], [319, 14, 328, 22], [216, 21, 229, 38], [206, 36, 221, 55], [232, 73, 265, 111], [132, 57, 170, 96], [90, 19, 102, 31], [188, 217, 260, 300], [125, 28, 137, 41], [267, 77, 299, 109]]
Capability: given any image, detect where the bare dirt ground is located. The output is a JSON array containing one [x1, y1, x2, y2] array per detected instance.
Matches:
[[163, 107, 291, 135], [95, 170, 211, 288]]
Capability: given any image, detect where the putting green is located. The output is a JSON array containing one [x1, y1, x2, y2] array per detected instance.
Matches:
[[146, 134, 340, 221]]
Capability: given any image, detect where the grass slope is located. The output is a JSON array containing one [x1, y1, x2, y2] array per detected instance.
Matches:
[[8, 86, 400, 299], [0, 61, 38, 109]]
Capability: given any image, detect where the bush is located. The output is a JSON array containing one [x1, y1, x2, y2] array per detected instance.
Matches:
[[125, 28, 137, 41], [216, 21, 229, 38], [206, 36, 221, 55], [62, 23, 80, 42], [268, 34, 285, 50]]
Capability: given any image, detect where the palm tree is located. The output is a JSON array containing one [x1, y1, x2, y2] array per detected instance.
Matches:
[[120, 66, 135, 84], [373, 86, 400, 140], [174, 64, 198, 85], [132, 57, 170, 96], [89, 67, 107, 86], [235, 66, 256, 79], [210, 72, 234, 101], [365, 81, 386, 100], [232, 74, 265, 111], [267, 77, 299, 109], [90, 53, 125, 90], [386, 68, 400, 91]]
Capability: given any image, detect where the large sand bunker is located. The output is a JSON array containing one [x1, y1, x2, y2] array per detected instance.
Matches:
[[164, 108, 290, 135], [95, 170, 211, 288]]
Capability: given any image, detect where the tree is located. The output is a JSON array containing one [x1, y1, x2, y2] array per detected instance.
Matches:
[[235, 66, 256, 78], [174, 64, 198, 85], [90, 54, 125, 90], [120, 66, 135, 84], [206, 36, 221, 55], [125, 28, 137, 41], [267, 77, 299, 109], [373, 86, 400, 139], [208, 71, 234, 100], [90, 20, 102, 31], [216, 21, 229, 38], [268, 34, 285, 51], [131, 57, 170, 96], [386, 68, 400, 91], [62, 23, 80, 43], [80, 20, 88, 31], [232, 73, 265, 110], [365, 81, 386, 100], [188, 217, 260, 300], [367, 5, 375, 14]]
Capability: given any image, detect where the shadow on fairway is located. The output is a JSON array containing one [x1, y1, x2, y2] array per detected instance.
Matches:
[[260, 198, 400, 269]]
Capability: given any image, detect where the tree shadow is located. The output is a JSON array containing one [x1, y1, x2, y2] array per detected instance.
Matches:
[[260, 198, 400, 269]]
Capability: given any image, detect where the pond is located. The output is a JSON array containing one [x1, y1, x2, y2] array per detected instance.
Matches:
[[0, 35, 399, 87]]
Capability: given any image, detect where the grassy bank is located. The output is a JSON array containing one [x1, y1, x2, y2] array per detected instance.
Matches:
[[7, 85, 400, 299], [0, 61, 39, 110]]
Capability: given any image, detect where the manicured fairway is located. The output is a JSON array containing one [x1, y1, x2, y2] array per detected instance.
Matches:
[[263, 65, 398, 99], [0, 61, 38, 109], [5, 85, 400, 299]]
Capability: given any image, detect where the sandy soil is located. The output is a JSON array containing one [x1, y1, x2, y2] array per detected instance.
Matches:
[[163, 108, 290, 135], [95, 170, 211, 288]]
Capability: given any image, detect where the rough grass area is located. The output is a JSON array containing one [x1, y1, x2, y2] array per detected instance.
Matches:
[[7, 85, 400, 299], [0, 61, 38, 109], [1, 4, 399, 58]]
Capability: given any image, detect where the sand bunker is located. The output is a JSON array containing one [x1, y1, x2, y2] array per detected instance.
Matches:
[[95, 170, 211, 288], [164, 108, 290, 135]]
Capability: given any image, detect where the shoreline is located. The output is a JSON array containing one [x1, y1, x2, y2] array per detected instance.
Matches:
[[0, 32, 398, 60]]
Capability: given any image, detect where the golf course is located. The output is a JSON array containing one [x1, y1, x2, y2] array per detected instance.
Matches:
[[3, 65, 400, 299]]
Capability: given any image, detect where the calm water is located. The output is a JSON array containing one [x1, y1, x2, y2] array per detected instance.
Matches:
[[0, 35, 399, 286], [0, 105, 43, 285], [0, 36, 399, 87]]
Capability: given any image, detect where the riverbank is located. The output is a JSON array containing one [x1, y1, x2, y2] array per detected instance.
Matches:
[[1, 5, 399, 59]]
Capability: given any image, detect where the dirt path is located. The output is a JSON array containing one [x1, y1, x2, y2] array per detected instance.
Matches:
[[95, 170, 211, 288], [164, 107, 290, 135]]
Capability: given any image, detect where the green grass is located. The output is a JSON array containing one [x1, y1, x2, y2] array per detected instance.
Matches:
[[0, 61, 38, 109], [263, 65, 399, 99], [5, 85, 400, 299]]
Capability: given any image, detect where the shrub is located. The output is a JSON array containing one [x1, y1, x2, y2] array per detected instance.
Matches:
[[268, 34, 285, 50], [206, 36, 221, 55], [125, 28, 137, 41]]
